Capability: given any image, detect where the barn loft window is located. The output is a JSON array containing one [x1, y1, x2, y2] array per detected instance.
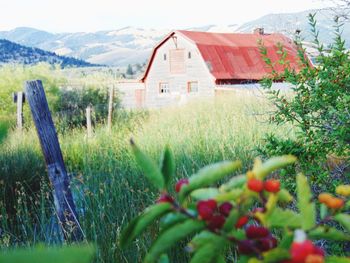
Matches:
[[188, 52, 192, 59], [170, 49, 185, 74], [187, 81, 199, 93], [163, 54, 167, 61], [159, 82, 170, 94]]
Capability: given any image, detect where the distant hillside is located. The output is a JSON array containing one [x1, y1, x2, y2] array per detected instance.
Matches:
[[237, 9, 350, 48], [0, 39, 97, 67], [0, 9, 349, 66]]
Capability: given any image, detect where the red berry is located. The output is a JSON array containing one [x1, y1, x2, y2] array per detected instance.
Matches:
[[238, 240, 255, 255], [235, 216, 249, 228], [197, 199, 217, 220], [256, 236, 278, 251], [264, 179, 281, 193], [156, 194, 174, 204], [175, 178, 189, 192], [313, 246, 325, 257], [290, 240, 317, 262], [207, 215, 226, 231], [245, 225, 269, 239], [247, 179, 264, 192], [219, 202, 233, 217]]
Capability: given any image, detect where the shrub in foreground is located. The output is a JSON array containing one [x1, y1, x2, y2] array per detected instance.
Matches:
[[121, 142, 350, 262]]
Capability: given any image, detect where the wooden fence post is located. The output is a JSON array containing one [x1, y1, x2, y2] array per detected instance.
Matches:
[[86, 105, 92, 138], [13, 91, 25, 130], [25, 80, 84, 242], [107, 85, 114, 132]]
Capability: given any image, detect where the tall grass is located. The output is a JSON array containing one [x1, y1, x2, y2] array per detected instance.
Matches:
[[0, 93, 293, 262]]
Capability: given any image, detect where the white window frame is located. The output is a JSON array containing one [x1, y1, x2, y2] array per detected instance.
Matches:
[[159, 82, 170, 94], [187, 81, 199, 93]]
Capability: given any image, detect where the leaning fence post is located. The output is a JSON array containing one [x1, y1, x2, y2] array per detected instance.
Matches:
[[13, 91, 25, 130], [86, 105, 92, 138], [25, 80, 84, 242], [107, 85, 114, 132]]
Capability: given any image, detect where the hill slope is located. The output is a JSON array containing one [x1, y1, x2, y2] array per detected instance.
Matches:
[[0, 39, 97, 67], [0, 9, 349, 66]]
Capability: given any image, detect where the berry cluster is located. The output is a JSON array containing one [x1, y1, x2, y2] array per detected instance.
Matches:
[[283, 240, 324, 263], [196, 199, 233, 231], [238, 225, 277, 254], [248, 178, 281, 193]]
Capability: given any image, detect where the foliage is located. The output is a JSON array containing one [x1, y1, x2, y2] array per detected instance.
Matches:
[[0, 39, 97, 67], [121, 144, 350, 262], [53, 86, 121, 132], [259, 14, 350, 186], [0, 244, 95, 263]]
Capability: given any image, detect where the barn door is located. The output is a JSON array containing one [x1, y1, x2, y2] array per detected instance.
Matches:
[[135, 89, 145, 108]]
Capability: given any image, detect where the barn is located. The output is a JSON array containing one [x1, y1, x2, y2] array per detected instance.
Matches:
[[119, 29, 302, 108]]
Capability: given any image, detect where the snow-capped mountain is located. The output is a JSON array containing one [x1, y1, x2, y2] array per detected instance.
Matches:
[[0, 9, 349, 66]]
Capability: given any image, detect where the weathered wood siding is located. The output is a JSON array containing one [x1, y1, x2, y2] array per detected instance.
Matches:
[[117, 80, 145, 109], [144, 33, 216, 108]]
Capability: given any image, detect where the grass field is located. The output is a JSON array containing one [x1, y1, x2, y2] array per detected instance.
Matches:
[[0, 93, 293, 262]]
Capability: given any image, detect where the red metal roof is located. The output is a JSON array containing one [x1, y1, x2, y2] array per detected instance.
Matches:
[[141, 30, 303, 82]]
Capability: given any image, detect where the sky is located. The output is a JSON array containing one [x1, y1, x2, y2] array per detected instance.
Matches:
[[0, 0, 332, 33]]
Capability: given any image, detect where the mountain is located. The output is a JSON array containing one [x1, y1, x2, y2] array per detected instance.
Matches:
[[0, 39, 97, 67], [237, 9, 350, 47], [0, 9, 349, 66], [0, 27, 169, 67]]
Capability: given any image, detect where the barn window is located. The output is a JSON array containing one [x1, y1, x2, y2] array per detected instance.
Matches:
[[159, 82, 170, 94], [187, 81, 199, 93], [188, 52, 191, 59], [170, 49, 185, 74], [163, 54, 167, 61]]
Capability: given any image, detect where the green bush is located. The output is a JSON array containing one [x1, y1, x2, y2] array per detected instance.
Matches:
[[259, 14, 350, 188], [53, 86, 121, 132], [120, 143, 350, 262]]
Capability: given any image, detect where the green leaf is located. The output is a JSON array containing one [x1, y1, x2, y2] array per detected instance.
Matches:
[[253, 155, 297, 180], [190, 188, 220, 200], [131, 141, 165, 190], [160, 213, 188, 233], [296, 173, 316, 230], [326, 256, 350, 263], [219, 174, 246, 191], [266, 208, 302, 228], [190, 233, 228, 263], [145, 219, 206, 263], [278, 232, 294, 249], [308, 226, 350, 241], [215, 189, 244, 202], [262, 248, 290, 263], [160, 145, 175, 188], [223, 210, 239, 231], [180, 160, 242, 201], [158, 254, 169, 263], [120, 203, 172, 248], [0, 244, 95, 263], [334, 213, 350, 232], [277, 189, 293, 203], [320, 204, 328, 220]]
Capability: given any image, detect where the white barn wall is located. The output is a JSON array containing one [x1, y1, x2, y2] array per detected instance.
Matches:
[[116, 80, 145, 109], [144, 32, 216, 108]]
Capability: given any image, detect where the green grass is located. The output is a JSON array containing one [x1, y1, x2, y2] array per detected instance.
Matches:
[[0, 94, 293, 262]]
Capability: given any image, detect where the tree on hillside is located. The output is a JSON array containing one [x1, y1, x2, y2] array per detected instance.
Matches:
[[126, 64, 134, 76]]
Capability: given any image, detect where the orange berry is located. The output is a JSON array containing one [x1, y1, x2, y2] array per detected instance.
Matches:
[[318, 193, 333, 204], [305, 254, 324, 263], [327, 197, 344, 209], [264, 179, 280, 193], [247, 179, 264, 192]]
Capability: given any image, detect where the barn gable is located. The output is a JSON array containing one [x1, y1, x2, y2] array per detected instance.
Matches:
[[142, 30, 302, 83]]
